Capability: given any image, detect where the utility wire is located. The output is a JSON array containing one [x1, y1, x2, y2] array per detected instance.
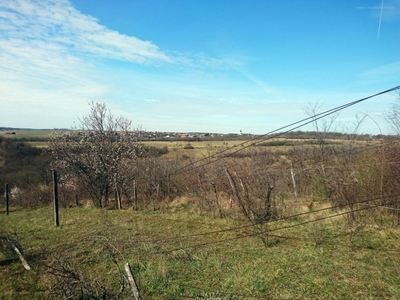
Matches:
[[133, 85, 400, 185], [166, 85, 400, 178], [127, 193, 399, 246], [159, 196, 400, 254]]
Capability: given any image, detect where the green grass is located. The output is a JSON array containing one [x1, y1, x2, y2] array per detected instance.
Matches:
[[1, 204, 400, 299], [26, 141, 49, 148], [0, 130, 58, 148], [0, 129, 57, 139]]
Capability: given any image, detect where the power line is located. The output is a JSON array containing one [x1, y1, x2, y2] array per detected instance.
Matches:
[[159, 196, 400, 254], [166, 85, 400, 177], [125, 193, 399, 247], [132, 86, 400, 186]]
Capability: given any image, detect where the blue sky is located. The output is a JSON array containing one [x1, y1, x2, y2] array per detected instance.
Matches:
[[1, 0, 399, 134]]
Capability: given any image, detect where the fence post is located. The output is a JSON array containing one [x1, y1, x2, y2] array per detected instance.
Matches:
[[265, 185, 274, 221], [5, 183, 9, 216], [124, 262, 141, 300], [53, 170, 59, 227], [290, 162, 298, 200], [154, 181, 161, 211]]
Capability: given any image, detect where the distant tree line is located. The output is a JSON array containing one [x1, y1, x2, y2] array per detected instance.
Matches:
[[0, 137, 53, 205]]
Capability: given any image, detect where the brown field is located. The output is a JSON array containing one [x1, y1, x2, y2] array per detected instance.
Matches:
[[1, 128, 400, 298]]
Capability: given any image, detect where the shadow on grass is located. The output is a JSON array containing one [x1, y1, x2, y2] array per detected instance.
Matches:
[[0, 257, 19, 266], [0, 253, 45, 270], [0, 209, 19, 214]]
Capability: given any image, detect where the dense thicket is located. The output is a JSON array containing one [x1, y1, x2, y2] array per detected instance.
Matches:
[[0, 137, 53, 205]]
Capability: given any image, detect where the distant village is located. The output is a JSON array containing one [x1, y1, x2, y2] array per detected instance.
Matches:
[[0, 127, 387, 142], [139, 131, 250, 141], [0, 127, 253, 141]]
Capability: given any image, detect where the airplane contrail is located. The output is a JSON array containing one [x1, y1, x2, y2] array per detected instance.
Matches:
[[377, 0, 384, 40]]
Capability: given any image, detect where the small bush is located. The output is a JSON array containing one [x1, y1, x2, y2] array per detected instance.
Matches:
[[144, 146, 168, 157]]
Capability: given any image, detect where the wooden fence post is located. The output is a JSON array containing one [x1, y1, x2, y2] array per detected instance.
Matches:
[[1, 237, 31, 271], [53, 170, 59, 227], [154, 180, 162, 211], [124, 262, 141, 300], [5, 183, 9, 216], [116, 185, 122, 210], [265, 185, 274, 221], [290, 162, 298, 200], [114, 176, 122, 210]]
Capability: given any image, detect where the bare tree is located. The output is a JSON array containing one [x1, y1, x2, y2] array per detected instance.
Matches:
[[303, 100, 339, 164], [50, 102, 143, 208], [303, 100, 339, 144], [385, 91, 400, 135]]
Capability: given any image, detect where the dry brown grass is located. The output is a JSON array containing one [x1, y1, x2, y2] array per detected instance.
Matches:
[[1, 204, 400, 299]]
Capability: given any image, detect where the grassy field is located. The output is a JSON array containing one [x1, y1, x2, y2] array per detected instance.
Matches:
[[1, 202, 400, 299], [0, 129, 58, 139], [0, 129, 59, 148], [1, 128, 374, 153], [0, 130, 240, 151]]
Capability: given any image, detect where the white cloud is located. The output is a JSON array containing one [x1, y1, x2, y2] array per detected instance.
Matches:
[[0, 0, 177, 128], [0, 0, 274, 131], [361, 61, 400, 76], [0, 0, 172, 64], [358, 61, 400, 84]]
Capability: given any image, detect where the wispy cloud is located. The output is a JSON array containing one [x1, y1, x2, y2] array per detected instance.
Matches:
[[358, 61, 400, 84], [0, 0, 172, 64], [0, 0, 177, 127], [0, 0, 276, 131]]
